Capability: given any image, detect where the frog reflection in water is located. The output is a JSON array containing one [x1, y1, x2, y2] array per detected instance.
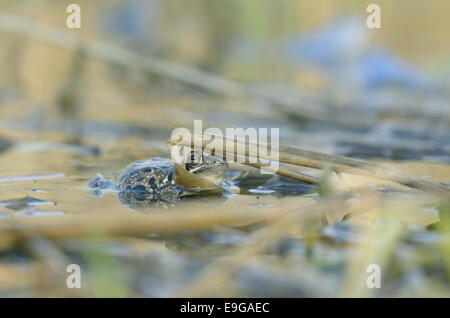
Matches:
[[87, 155, 226, 211]]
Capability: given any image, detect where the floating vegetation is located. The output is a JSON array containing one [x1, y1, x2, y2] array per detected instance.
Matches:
[[0, 196, 55, 211], [0, 173, 64, 183]]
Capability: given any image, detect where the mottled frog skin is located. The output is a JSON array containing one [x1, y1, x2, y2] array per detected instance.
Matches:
[[117, 157, 184, 208], [88, 154, 227, 211], [118, 158, 179, 195], [88, 157, 184, 210]]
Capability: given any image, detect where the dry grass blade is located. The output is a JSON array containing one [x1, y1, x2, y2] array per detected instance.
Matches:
[[168, 130, 449, 195], [0, 207, 288, 251], [246, 162, 320, 185], [177, 193, 384, 297]]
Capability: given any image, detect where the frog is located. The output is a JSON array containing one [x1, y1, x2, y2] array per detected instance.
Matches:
[[87, 153, 227, 211], [87, 157, 184, 210]]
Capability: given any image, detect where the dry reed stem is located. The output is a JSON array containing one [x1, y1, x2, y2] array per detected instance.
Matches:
[[0, 206, 290, 250], [168, 130, 449, 196]]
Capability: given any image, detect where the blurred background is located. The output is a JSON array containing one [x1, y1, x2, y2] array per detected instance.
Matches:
[[0, 0, 449, 162], [0, 0, 449, 297]]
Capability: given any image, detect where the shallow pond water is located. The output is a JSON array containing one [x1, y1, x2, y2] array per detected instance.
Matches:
[[0, 92, 448, 297]]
